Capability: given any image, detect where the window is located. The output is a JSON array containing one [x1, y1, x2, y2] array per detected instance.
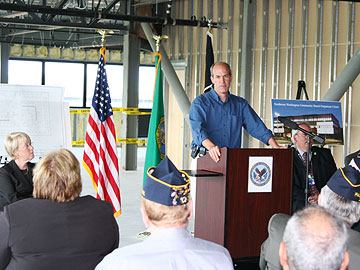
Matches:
[[45, 62, 84, 107], [139, 66, 155, 109], [86, 64, 123, 107], [9, 59, 154, 109], [9, 60, 42, 85]]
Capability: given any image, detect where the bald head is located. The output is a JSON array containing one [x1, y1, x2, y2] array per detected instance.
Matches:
[[280, 206, 349, 270]]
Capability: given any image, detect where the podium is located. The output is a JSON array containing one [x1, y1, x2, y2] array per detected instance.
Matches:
[[194, 147, 293, 259]]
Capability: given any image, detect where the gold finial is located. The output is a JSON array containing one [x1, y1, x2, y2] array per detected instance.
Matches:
[[97, 29, 114, 47], [152, 34, 168, 52]]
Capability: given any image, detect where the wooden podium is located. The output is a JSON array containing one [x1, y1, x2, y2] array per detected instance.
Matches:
[[194, 147, 293, 259]]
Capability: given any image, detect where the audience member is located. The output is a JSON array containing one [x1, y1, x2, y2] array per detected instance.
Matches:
[[260, 156, 360, 270], [345, 149, 360, 166], [279, 206, 349, 270], [189, 61, 281, 163], [0, 132, 35, 211], [291, 122, 337, 212], [96, 156, 234, 270], [0, 148, 119, 270]]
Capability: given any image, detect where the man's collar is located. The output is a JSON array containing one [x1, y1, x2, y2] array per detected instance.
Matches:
[[209, 88, 230, 103]]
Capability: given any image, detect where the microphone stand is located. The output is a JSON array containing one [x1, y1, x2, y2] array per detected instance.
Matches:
[[305, 135, 311, 206], [296, 125, 324, 207], [278, 117, 324, 207]]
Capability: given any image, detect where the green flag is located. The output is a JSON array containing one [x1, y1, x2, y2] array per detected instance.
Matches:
[[143, 52, 165, 185]]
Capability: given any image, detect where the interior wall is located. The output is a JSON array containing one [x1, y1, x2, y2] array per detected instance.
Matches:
[[164, 0, 360, 168]]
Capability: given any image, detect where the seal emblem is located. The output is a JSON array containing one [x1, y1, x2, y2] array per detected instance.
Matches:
[[156, 116, 165, 159], [250, 162, 271, 186]]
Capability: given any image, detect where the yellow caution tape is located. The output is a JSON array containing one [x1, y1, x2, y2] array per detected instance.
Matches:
[[70, 108, 150, 115], [70, 109, 90, 114], [72, 138, 147, 146], [116, 138, 147, 144], [125, 111, 151, 115], [72, 140, 85, 145]]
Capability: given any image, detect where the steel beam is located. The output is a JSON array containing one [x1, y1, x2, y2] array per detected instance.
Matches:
[[141, 22, 191, 125]]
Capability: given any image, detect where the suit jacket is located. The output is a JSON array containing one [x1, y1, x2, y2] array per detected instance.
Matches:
[[292, 146, 337, 213], [0, 160, 35, 211], [0, 195, 119, 270], [345, 150, 360, 166], [259, 213, 360, 270], [96, 228, 234, 270]]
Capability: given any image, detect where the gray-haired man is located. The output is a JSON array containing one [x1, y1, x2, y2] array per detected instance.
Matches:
[[260, 156, 360, 270]]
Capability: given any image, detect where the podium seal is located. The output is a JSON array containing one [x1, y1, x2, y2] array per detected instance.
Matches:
[[249, 162, 271, 186]]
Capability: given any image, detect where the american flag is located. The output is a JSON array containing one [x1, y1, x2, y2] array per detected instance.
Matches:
[[83, 47, 121, 217]]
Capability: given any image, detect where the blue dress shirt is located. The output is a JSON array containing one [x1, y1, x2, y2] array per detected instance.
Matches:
[[189, 88, 273, 149]]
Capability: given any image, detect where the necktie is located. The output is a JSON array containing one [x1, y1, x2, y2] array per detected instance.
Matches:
[[302, 152, 319, 197]]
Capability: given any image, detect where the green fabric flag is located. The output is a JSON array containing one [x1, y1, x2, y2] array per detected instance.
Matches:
[[143, 52, 165, 185]]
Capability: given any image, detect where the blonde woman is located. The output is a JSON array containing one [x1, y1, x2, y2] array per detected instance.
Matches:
[[0, 148, 119, 270], [0, 132, 34, 211]]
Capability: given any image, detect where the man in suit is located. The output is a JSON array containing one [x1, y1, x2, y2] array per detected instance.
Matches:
[[291, 122, 337, 213], [280, 206, 349, 270], [259, 156, 360, 270], [96, 156, 234, 270]]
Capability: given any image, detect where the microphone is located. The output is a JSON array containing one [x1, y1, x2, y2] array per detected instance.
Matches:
[[278, 116, 325, 144], [278, 116, 298, 129]]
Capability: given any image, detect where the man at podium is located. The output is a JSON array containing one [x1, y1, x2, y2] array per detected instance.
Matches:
[[189, 62, 282, 163]]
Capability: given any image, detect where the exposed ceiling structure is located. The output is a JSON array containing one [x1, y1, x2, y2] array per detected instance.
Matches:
[[0, 0, 171, 51], [0, 0, 226, 53]]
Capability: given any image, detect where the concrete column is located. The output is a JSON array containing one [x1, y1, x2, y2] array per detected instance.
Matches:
[[121, 33, 139, 170], [0, 43, 10, 83]]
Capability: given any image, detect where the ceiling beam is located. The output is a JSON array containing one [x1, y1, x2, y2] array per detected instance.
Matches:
[[0, 17, 127, 32], [0, 3, 227, 29]]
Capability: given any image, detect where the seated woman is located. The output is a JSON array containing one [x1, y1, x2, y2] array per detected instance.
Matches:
[[0, 132, 35, 211], [0, 148, 119, 270]]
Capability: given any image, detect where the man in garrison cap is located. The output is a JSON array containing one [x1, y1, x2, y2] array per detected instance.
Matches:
[[96, 156, 234, 270], [259, 156, 360, 270]]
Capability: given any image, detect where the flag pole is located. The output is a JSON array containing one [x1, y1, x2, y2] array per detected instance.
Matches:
[[152, 34, 168, 53], [97, 29, 114, 48]]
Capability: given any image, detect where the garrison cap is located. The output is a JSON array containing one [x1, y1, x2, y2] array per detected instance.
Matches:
[[142, 156, 190, 206], [327, 164, 360, 202]]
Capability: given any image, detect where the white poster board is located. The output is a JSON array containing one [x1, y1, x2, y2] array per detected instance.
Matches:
[[0, 84, 70, 164]]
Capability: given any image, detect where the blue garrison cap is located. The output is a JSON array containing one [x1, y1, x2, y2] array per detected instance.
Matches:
[[353, 154, 360, 169], [327, 163, 360, 202], [142, 156, 190, 206]]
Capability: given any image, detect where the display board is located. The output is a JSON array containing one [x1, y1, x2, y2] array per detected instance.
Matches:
[[0, 84, 71, 164], [272, 99, 343, 145]]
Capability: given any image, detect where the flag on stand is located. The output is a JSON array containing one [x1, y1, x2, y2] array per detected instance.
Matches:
[[83, 47, 121, 217], [143, 52, 165, 185], [204, 29, 214, 93]]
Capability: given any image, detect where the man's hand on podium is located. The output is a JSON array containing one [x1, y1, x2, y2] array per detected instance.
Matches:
[[208, 145, 221, 163]]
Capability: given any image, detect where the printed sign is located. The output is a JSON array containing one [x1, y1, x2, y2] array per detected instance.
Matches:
[[248, 156, 273, 193]]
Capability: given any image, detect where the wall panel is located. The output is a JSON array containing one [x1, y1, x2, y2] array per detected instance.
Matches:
[[164, 0, 360, 168]]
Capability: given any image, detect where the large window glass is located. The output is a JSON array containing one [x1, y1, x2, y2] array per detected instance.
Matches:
[[139, 66, 155, 109], [9, 59, 155, 109], [9, 60, 42, 85], [45, 62, 84, 107], [86, 64, 123, 107]]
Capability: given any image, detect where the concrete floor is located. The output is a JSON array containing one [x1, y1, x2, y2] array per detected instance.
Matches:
[[72, 146, 194, 248]]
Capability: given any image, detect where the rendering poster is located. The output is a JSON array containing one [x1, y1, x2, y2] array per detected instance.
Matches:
[[271, 99, 343, 145]]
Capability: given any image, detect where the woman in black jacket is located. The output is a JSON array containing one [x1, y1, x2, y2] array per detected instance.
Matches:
[[0, 132, 35, 211], [0, 148, 119, 270]]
